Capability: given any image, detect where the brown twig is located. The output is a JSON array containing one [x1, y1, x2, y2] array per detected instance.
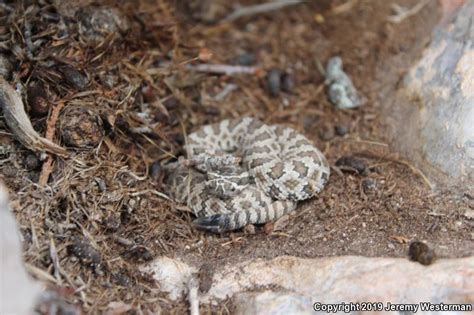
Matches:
[[45, 101, 64, 141], [38, 101, 65, 186]]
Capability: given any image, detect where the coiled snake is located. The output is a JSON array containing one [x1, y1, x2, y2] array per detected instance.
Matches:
[[166, 117, 330, 233]]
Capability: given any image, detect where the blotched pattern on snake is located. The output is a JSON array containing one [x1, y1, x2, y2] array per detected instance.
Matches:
[[166, 117, 330, 233]]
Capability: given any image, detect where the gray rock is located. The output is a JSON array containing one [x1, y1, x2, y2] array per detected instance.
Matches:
[[387, 1, 474, 189], [0, 183, 41, 315], [76, 6, 129, 44], [325, 57, 363, 109], [235, 291, 313, 315], [143, 255, 474, 311], [204, 256, 474, 304]]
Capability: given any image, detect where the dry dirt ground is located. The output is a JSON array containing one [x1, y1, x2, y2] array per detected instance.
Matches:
[[1, 0, 472, 313]]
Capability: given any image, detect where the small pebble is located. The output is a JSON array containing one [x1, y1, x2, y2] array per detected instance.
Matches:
[[24, 154, 40, 170], [362, 178, 376, 192], [76, 7, 129, 43], [60, 65, 89, 90], [266, 69, 282, 97], [335, 125, 349, 136], [335, 156, 369, 176], [408, 241, 436, 266], [281, 73, 295, 93], [266, 69, 296, 96], [233, 52, 256, 66], [326, 56, 363, 109], [150, 162, 161, 180]]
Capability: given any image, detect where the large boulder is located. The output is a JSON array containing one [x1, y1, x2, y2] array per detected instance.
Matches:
[[143, 255, 474, 313], [386, 1, 473, 190]]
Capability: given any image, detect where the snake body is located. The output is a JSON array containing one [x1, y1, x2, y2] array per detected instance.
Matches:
[[167, 117, 330, 232]]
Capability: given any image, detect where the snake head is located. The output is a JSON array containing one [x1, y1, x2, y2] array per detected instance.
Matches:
[[205, 171, 249, 199]]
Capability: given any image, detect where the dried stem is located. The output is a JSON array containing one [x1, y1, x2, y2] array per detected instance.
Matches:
[[39, 101, 66, 186], [186, 64, 259, 76], [0, 77, 68, 158], [223, 0, 304, 22]]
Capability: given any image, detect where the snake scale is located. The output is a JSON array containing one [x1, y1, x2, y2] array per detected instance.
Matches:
[[166, 117, 330, 233]]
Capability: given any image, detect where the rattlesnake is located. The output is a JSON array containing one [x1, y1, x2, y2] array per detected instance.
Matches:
[[166, 117, 330, 233]]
